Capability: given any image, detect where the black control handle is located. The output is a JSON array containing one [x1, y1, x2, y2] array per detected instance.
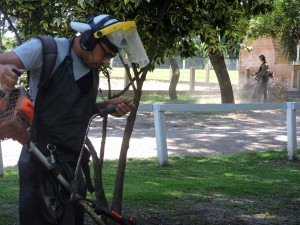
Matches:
[[98, 105, 117, 117], [12, 68, 22, 77]]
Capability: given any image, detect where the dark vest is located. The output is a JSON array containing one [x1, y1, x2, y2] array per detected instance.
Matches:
[[31, 47, 99, 162]]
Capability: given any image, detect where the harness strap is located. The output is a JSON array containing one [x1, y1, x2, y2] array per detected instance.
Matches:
[[35, 35, 58, 91], [30, 36, 58, 143]]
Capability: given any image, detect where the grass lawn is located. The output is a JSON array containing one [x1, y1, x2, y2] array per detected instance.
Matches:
[[108, 67, 239, 84], [1, 150, 300, 224]]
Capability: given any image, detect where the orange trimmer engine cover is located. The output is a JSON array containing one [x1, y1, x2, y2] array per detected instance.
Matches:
[[0, 90, 34, 145]]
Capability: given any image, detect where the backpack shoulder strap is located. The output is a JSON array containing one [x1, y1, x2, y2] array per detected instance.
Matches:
[[30, 36, 58, 143], [35, 35, 58, 91]]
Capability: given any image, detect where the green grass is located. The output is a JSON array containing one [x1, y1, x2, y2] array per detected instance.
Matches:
[[1, 150, 300, 224], [288, 97, 300, 102], [121, 150, 300, 205], [98, 93, 202, 104], [102, 92, 219, 104], [0, 167, 19, 224], [108, 67, 239, 84], [100, 67, 234, 104], [139, 93, 199, 104]]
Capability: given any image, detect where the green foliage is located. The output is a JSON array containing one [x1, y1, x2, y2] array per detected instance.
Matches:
[[198, 1, 266, 52], [248, 0, 300, 61], [1, 0, 274, 66], [2, 36, 18, 51]]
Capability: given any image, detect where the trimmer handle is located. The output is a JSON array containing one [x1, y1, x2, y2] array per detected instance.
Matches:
[[98, 105, 117, 117], [12, 68, 23, 77]]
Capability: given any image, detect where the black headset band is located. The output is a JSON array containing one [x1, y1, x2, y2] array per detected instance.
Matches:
[[88, 15, 116, 32], [80, 15, 119, 52]]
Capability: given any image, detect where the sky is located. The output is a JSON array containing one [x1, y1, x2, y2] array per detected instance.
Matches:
[[4, 31, 15, 38]]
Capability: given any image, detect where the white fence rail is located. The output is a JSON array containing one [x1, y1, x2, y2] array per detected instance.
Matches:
[[138, 103, 299, 166], [0, 102, 299, 172]]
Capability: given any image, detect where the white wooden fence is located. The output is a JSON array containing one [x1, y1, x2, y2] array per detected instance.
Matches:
[[0, 102, 299, 172], [138, 102, 299, 166]]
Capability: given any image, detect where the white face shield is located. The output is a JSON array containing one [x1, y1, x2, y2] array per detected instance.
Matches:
[[94, 21, 149, 68]]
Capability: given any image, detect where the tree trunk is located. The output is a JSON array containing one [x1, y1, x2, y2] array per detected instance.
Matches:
[[0, 20, 3, 54], [111, 110, 137, 214], [86, 136, 109, 223], [0, 37, 3, 54], [111, 71, 145, 217], [87, 118, 110, 207], [2, 11, 22, 45], [168, 56, 180, 100], [107, 0, 170, 221], [209, 51, 235, 103]]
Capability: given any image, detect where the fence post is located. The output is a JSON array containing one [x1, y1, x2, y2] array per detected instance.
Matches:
[[287, 102, 298, 160], [124, 69, 129, 88], [205, 62, 210, 83], [189, 67, 195, 91], [0, 142, 3, 176], [153, 104, 168, 166]]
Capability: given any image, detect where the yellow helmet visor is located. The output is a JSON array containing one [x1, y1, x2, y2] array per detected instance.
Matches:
[[94, 21, 149, 68], [93, 21, 136, 38]]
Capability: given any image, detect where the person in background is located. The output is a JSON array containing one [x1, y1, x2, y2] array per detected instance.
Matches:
[[251, 55, 272, 103]]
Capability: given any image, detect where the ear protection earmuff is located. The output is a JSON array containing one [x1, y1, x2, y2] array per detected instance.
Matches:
[[79, 15, 116, 51], [80, 29, 97, 51]]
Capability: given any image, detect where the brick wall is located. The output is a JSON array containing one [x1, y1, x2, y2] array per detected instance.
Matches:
[[239, 37, 293, 89]]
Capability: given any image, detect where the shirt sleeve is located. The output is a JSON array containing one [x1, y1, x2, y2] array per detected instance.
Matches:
[[13, 39, 43, 101], [13, 38, 43, 72]]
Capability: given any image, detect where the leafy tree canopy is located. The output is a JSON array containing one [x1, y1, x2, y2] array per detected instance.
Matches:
[[248, 0, 299, 61], [1, 0, 273, 66]]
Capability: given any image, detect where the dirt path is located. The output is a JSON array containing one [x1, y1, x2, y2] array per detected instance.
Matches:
[[1, 108, 297, 167], [87, 109, 295, 159]]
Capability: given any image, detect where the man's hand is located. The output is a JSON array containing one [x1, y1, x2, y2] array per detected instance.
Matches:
[[0, 65, 24, 92], [106, 98, 136, 117]]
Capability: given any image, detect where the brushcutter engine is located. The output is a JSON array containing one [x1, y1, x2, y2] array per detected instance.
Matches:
[[0, 87, 34, 144]]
